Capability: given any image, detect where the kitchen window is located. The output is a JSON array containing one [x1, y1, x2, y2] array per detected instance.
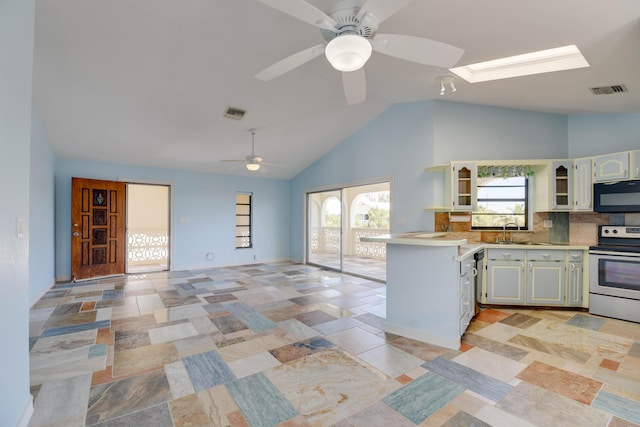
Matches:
[[235, 193, 252, 248], [472, 176, 528, 229]]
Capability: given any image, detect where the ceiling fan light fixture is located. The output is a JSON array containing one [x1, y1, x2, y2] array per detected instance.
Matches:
[[246, 162, 261, 171], [325, 34, 372, 72]]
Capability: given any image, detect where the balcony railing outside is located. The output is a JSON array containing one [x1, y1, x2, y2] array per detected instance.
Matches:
[[310, 227, 387, 260], [128, 228, 169, 267]]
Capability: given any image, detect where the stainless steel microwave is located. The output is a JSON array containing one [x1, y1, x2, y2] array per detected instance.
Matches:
[[594, 180, 640, 212]]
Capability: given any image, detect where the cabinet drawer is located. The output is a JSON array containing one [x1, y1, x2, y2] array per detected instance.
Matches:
[[459, 259, 476, 277], [487, 248, 525, 261], [568, 250, 584, 262], [526, 249, 565, 261], [459, 273, 472, 294], [459, 291, 469, 316]]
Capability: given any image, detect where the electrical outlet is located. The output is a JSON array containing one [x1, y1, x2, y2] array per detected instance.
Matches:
[[543, 220, 553, 228]]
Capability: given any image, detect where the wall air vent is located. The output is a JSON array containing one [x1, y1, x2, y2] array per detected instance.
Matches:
[[589, 84, 628, 95], [224, 106, 247, 120]]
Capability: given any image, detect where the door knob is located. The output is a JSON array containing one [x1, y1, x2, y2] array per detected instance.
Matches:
[[72, 231, 80, 237]]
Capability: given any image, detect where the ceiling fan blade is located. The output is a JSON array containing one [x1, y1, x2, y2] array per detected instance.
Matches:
[[372, 34, 465, 68], [342, 68, 366, 105], [255, 44, 325, 81], [256, 0, 337, 31], [357, 0, 414, 25]]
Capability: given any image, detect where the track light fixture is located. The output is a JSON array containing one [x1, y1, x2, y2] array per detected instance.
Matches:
[[437, 76, 457, 96]]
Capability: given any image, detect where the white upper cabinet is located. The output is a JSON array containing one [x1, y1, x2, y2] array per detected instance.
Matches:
[[451, 163, 477, 211], [535, 160, 574, 211], [574, 157, 593, 210], [632, 150, 640, 180], [594, 151, 630, 182], [550, 161, 573, 210]]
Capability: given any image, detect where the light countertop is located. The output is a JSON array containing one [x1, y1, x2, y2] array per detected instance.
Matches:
[[360, 232, 467, 247], [360, 232, 590, 261]]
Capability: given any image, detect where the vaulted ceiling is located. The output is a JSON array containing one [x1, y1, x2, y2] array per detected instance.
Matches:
[[33, 0, 640, 179]]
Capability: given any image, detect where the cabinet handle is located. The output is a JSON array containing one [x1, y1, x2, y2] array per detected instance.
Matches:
[[520, 262, 525, 270], [570, 263, 575, 272], [636, 167, 640, 177], [528, 262, 533, 271], [503, 253, 511, 258], [471, 267, 478, 277], [543, 253, 550, 258]]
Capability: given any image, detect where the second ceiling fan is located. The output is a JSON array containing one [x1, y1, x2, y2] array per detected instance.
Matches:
[[254, 0, 465, 105]]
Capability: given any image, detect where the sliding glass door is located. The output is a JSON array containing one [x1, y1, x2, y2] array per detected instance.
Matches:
[[306, 182, 389, 281], [307, 190, 342, 271]]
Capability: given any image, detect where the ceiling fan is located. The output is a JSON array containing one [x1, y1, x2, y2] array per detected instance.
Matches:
[[254, 0, 465, 105], [222, 129, 271, 171]]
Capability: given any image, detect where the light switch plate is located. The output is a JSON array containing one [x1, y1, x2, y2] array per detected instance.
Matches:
[[543, 220, 553, 228], [17, 218, 25, 237]]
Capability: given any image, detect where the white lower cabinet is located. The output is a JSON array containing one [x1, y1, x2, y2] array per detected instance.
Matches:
[[458, 258, 476, 334], [568, 251, 583, 306], [486, 248, 582, 307], [487, 260, 525, 304]]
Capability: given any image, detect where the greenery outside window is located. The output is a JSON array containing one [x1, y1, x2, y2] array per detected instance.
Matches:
[[472, 176, 528, 229], [236, 193, 252, 248]]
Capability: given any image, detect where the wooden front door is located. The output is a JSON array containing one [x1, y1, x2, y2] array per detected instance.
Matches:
[[71, 178, 126, 281]]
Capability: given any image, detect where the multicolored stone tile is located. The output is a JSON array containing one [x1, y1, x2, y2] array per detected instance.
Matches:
[[27, 262, 640, 426]]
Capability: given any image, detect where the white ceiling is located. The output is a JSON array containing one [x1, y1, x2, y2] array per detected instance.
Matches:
[[33, 0, 640, 180]]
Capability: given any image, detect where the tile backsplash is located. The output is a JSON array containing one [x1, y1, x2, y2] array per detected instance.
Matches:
[[434, 211, 621, 245]]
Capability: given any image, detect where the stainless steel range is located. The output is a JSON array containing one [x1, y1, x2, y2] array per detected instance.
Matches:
[[589, 225, 640, 323]]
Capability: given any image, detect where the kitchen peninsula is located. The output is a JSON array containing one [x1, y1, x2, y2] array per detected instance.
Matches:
[[361, 232, 481, 350], [364, 231, 591, 350]]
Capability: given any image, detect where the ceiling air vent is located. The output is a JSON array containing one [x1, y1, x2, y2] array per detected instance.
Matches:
[[589, 84, 628, 95], [224, 106, 247, 120]]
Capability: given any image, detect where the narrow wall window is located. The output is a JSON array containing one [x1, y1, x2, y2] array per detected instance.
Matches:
[[236, 193, 252, 248]]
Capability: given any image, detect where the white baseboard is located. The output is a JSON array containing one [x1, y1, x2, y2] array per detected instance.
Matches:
[[384, 322, 460, 351], [30, 281, 56, 307], [55, 275, 72, 283], [176, 258, 292, 272], [53, 259, 295, 285], [16, 395, 33, 427]]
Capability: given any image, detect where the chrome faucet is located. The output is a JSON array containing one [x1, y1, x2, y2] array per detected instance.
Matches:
[[502, 222, 520, 242]]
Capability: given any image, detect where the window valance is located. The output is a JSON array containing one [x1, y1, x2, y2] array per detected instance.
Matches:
[[477, 165, 535, 178]]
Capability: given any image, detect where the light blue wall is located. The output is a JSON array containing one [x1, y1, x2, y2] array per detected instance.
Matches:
[[433, 101, 568, 163], [568, 113, 640, 158], [0, 0, 35, 425], [289, 101, 437, 261], [30, 107, 56, 304], [289, 100, 570, 262], [55, 160, 290, 280]]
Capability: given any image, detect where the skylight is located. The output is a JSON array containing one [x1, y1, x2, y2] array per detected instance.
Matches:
[[449, 45, 589, 83]]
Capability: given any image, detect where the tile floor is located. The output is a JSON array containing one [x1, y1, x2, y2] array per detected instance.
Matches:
[[28, 261, 640, 426]]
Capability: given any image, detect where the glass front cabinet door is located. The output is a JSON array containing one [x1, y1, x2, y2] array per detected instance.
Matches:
[[551, 161, 573, 210], [451, 163, 476, 211]]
